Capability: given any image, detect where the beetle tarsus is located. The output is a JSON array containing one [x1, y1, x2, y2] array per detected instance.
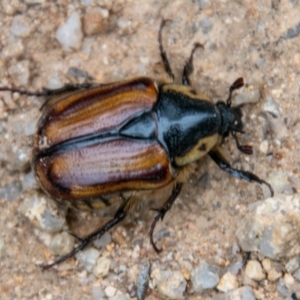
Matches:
[[226, 77, 244, 107], [149, 183, 183, 253], [68, 232, 84, 242], [182, 42, 204, 86], [40, 204, 127, 270], [159, 19, 175, 81], [232, 131, 253, 155], [209, 149, 274, 197]]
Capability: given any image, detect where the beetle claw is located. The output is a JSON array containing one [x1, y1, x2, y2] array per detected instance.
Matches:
[[149, 183, 183, 253]]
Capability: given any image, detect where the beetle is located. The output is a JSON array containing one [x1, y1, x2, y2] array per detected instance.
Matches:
[[0, 20, 273, 269]]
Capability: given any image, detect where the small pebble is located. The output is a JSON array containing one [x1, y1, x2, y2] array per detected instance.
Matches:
[[293, 268, 300, 281], [234, 82, 260, 105], [191, 261, 220, 293], [19, 192, 66, 233], [10, 14, 31, 37], [136, 263, 150, 300], [0, 180, 22, 201], [56, 11, 83, 51], [76, 248, 101, 272], [237, 195, 300, 260], [267, 268, 282, 282], [48, 232, 74, 256], [259, 140, 269, 154], [202, 18, 212, 34], [263, 96, 280, 117], [0, 239, 4, 257], [179, 259, 192, 280], [268, 171, 289, 194], [110, 294, 130, 300], [105, 286, 117, 298], [2, 40, 24, 59], [212, 286, 256, 300], [226, 261, 244, 276], [83, 7, 110, 35], [21, 171, 39, 190], [93, 232, 112, 249], [262, 258, 272, 272], [217, 272, 239, 292], [285, 257, 300, 273], [92, 285, 105, 300], [24, 0, 45, 3], [93, 256, 111, 278], [245, 260, 265, 281], [157, 270, 186, 299], [277, 278, 288, 296], [284, 273, 295, 287]]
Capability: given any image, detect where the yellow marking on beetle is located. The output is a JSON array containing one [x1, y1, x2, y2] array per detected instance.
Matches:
[[175, 133, 219, 166], [160, 83, 212, 102]]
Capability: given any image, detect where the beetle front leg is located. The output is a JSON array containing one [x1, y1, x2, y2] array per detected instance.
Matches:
[[182, 43, 204, 86], [158, 19, 175, 81], [209, 148, 274, 196], [40, 203, 127, 270], [149, 183, 183, 252]]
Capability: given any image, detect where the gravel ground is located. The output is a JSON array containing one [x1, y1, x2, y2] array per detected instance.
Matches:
[[1, 1, 300, 300]]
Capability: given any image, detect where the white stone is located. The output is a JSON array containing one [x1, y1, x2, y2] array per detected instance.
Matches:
[[105, 286, 117, 298], [217, 272, 239, 292], [267, 268, 282, 281], [93, 256, 111, 278], [245, 260, 265, 281], [56, 11, 83, 51], [284, 273, 295, 287], [261, 258, 272, 272]]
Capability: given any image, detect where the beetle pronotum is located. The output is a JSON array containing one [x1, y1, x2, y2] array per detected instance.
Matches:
[[0, 20, 273, 269]]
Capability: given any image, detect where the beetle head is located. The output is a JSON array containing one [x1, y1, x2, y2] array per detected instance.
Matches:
[[216, 77, 253, 155], [217, 102, 244, 137]]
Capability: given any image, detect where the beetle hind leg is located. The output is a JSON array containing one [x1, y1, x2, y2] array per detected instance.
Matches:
[[158, 19, 175, 81], [40, 203, 127, 270], [182, 43, 204, 86], [149, 183, 183, 252], [209, 148, 274, 197]]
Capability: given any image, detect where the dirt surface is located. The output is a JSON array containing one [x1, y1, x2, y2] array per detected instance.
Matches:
[[0, 1, 300, 299]]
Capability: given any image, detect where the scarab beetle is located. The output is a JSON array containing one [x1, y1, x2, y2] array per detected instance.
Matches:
[[0, 20, 273, 269]]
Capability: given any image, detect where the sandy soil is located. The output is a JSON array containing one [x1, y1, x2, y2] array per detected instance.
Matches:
[[0, 1, 299, 299]]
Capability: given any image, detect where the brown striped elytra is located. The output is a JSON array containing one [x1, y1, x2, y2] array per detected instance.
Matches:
[[0, 20, 274, 269]]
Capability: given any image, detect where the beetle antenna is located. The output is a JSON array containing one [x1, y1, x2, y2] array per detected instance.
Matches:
[[232, 131, 253, 155], [226, 77, 244, 107]]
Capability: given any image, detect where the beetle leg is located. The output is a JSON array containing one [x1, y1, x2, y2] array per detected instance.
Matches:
[[159, 19, 175, 81], [209, 148, 274, 196], [149, 183, 183, 252], [0, 83, 94, 99], [0, 87, 47, 97], [40, 203, 127, 270], [182, 43, 204, 86]]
